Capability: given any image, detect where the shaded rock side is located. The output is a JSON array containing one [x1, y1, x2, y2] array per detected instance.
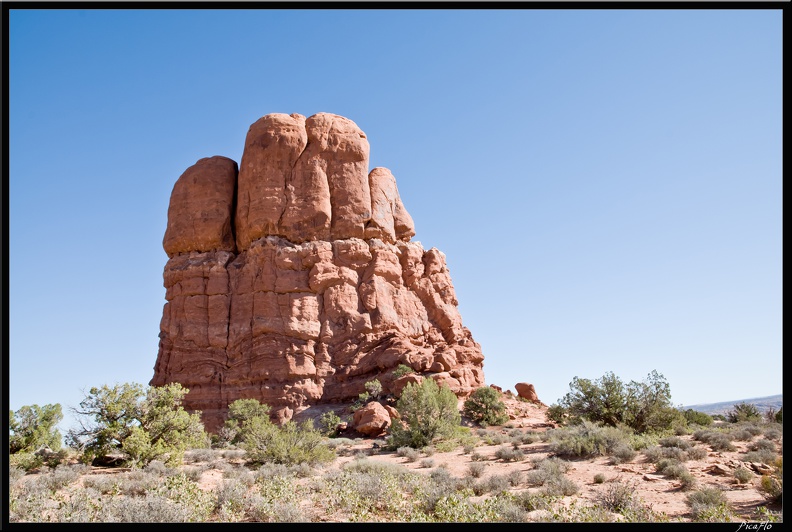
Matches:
[[152, 112, 485, 432]]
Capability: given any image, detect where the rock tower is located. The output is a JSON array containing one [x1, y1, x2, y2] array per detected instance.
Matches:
[[151, 112, 485, 432]]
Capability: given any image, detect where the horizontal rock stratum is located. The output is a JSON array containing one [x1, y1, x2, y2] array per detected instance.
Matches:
[[151, 112, 485, 432]]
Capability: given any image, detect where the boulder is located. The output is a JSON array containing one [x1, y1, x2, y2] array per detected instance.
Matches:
[[353, 402, 392, 436], [515, 382, 541, 403]]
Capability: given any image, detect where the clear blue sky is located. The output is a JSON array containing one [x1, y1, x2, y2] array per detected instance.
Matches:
[[8, 8, 782, 436]]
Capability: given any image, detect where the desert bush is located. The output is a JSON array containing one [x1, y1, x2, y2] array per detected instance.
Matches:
[[686, 487, 735, 522], [315, 410, 342, 437], [238, 402, 335, 466], [9, 403, 64, 454], [593, 473, 606, 484], [470, 451, 486, 462], [396, 446, 421, 462], [364, 379, 383, 399], [486, 494, 529, 522], [749, 438, 776, 452], [655, 458, 688, 479], [9, 465, 26, 484], [506, 469, 523, 487], [184, 448, 217, 463], [693, 430, 736, 452], [726, 403, 762, 423], [541, 475, 579, 497], [39, 464, 84, 492], [682, 409, 713, 427], [549, 370, 683, 434], [759, 458, 782, 503], [597, 480, 641, 514], [221, 449, 246, 460], [742, 449, 778, 465], [9, 451, 45, 472], [519, 431, 541, 444], [644, 444, 686, 463], [733, 466, 753, 484], [511, 490, 555, 513], [686, 446, 708, 460], [116, 469, 163, 496], [494, 445, 524, 462], [387, 378, 461, 449], [104, 492, 195, 522], [143, 459, 173, 476], [547, 420, 633, 459], [392, 364, 415, 379], [464, 387, 509, 426], [155, 472, 214, 521], [79, 475, 116, 497], [525, 457, 570, 487], [658, 436, 693, 450], [419, 457, 436, 468], [484, 473, 512, 494], [762, 427, 782, 440], [220, 464, 254, 485], [67, 382, 207, 467], [321, 460, 412, 519], [609, 442, 638, 464], [462, 443, 476, 454], [731, 429, 754, 441]]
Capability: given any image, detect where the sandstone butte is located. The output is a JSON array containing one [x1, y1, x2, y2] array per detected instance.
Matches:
[[151, 112, 485, 432]]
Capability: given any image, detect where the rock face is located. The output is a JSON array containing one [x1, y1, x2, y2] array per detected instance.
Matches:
[[151, 112, 485, 432]]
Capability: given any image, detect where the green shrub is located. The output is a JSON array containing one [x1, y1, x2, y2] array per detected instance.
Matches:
[[244, 418, 335, 466], [223, 398, 272, 444], [463, 387, 509, 426], [467, 461, 486, 478], [609, 442, 638, 464], [392, 364, 415, 379], [67, 382, 207, 467], [749, 438, 776, 452], [726, 402, 762, 423], [683, 409, 713, 427], [547, 420, 633, 459], [9, 451, 45, 472], [551, 370, 683, 434], [693, 430, 736, 452], [763, 427, 782, 440], [733, 467, 753, 484], [9, 403, 64, 454], [759, 456, 782, 503], [731, 429, 754, 441], [525, 457, 570, 487], [316, 411, 342, 437], [387, 378, 461, 449], [743, 449, 778, 465], [597, 480, 641, 514], [365, 379, 383, 399], [494, 445, 524, 462], [686, 487, 734, 522], [541, 475, 579, 497], [593, 473, 606, 484], [419, 457, 436, 468], [686, 446, 708, 460]]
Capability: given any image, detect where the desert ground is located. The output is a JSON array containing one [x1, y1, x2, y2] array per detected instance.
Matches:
[[9, 392, 782, 523]]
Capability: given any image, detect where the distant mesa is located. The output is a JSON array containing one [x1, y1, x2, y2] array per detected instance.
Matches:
[[151, 112, 486, 432]]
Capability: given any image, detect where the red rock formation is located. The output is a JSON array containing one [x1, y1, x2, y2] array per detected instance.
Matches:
[[515, 382, 541, 404], [151, 112, 485, 432]]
